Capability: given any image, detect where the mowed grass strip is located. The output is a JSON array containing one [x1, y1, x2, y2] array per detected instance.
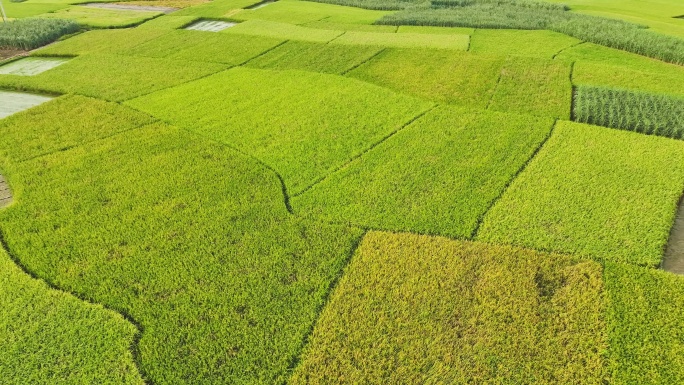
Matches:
[[478, 121, 684, 267], [488, 56, 572, 119], [469, 29, 580, 58], [574, 86, 684, 139], [293, 107, 553, 239], [329, 30, 470, 50], [34, 27, 171, 56], [231, 0, 391, 25], [0, 246, 144, 385], [347, 48, 504, 108], [605, 263, 684, 385], [0, 118, 363, 384], [127, 67, 433, 194], [224, 20, 344, 42], [290, 232, 607, 384], [123, 29, 284, 65], [0, 95, 154, 164], [0, 54, 228, 102], [244, 40, 382, 74]]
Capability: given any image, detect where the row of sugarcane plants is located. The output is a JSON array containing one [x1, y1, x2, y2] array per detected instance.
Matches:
[[573, 85, 684, 139], [0, 18, 79, 50]]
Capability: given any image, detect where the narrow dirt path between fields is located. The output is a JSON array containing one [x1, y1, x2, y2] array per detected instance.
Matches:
[[662, 196, 684, 274], [0, 174, 11, 208]]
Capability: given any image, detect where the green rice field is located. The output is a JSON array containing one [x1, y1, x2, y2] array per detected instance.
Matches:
[[1, 0, 684, 383]]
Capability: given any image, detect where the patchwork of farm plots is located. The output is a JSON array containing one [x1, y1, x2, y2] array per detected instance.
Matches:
[[2, 0, 684, 383]]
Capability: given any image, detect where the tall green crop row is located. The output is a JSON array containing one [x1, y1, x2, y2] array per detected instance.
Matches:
[[574, 86, 684, 139], [376, 2, 684, 65], [0, 18, 79, 50]]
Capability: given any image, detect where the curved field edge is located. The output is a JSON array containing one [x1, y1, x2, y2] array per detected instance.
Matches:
[[0, 236, 145, 384]]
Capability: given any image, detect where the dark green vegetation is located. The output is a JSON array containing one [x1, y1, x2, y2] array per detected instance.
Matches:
[[291, 232, 607, 384], [294, 107, 553, 238], [0, 245, 144, 384], [0, 18, 79, 50], [0, 98, 363, 384], [605, 263, 684, 384], [126, 67, 433, 194], [574, 86, 684, 139], [478, 121, 684, 267], [376, 0, 684, 65]]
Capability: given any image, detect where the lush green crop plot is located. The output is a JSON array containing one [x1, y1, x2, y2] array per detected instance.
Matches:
[[127, 67, 432, 194], [232, 0, 390, 25], [605, 263, 684, 385], [478, 121, 684, 267], [470, 29, 580, 58], [572, 61, 684, 99], [2, 2, 68, 18], [173, 0, 260, 17], [39, 6, 162, 28], [244, 40, 382, 74], [0, 245, 144, 384], [34, 28, 170, 56], [303, 20, 397, 32], [0, 95, 154, 164], [0, 18, 79, 50], [290, 232, 607, 384], [0, 113, 363, 384], [225, 19, 344, 42], [488, 56, 572, 119], [574, 86, 684, 139], [347, 48, 504, 108], [397, 25, 474, 34], [293, 107, 553, 239], [124, 30, 283, 65], [0, 54, 227, 102], [555, 42, 684, 75], [330, 30, 470, 49], [137, 15, 199, 29]]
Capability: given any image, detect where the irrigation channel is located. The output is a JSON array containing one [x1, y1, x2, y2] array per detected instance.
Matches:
[[0, 174, 11, 208], [663, 197, 684, 274]]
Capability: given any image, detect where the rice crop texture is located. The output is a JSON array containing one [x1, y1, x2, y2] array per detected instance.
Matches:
[[173, 0, 260, 17], [478, 121, 684, 267], [3, 2, 67, 18], [0, 245, 144, 384], [488, 56, 572, 119], [555, 42, 684, 75], [289, 232, 607, 384], [0, 54, 228, 102], [573, 86, 684, 140], [124, 30, 284, 65], [244, 40, 383, 74], [39, 6, 162, 28], [293, 107, 553, 239], [329, 30, 470, 50], [35, 28, 171, 56], [377, 2, 684, 65], [137, 15, 199, 29], [469, 29, 580, 58], [232, 0, 391, 25], [126, 67, 433, 194], [605, 263, 684, 385], [0, 109, 364, 384], [572, 61, 684, 99], [0, 95, 155, 165], [224, 20, 344, 42], [304, 20, 398, 32], [347, 48, 505, 108], [0, 18, 79, 50]]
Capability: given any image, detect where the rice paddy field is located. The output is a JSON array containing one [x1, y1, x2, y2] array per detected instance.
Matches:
[[1, 0, 684, 383]]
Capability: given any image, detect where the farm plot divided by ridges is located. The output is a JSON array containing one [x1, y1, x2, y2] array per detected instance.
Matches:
[[0, 57, 70, 76], [224, 19, 344, 42], [477, 121, 684, 267], [231, 0, 391, 24], [0, 91, 52, 120], [33, 28, 172, 56], [0, 54, 228, 102], [126, 67, 433, 194], [0, 110, 364, 384], [290, 232, 607, 384], [293, 107, 553, 239], [0, 245, 144, 384], [572, 61, 684, 99], [469, 29, 580, 58], [38, 6, 163, 28]]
